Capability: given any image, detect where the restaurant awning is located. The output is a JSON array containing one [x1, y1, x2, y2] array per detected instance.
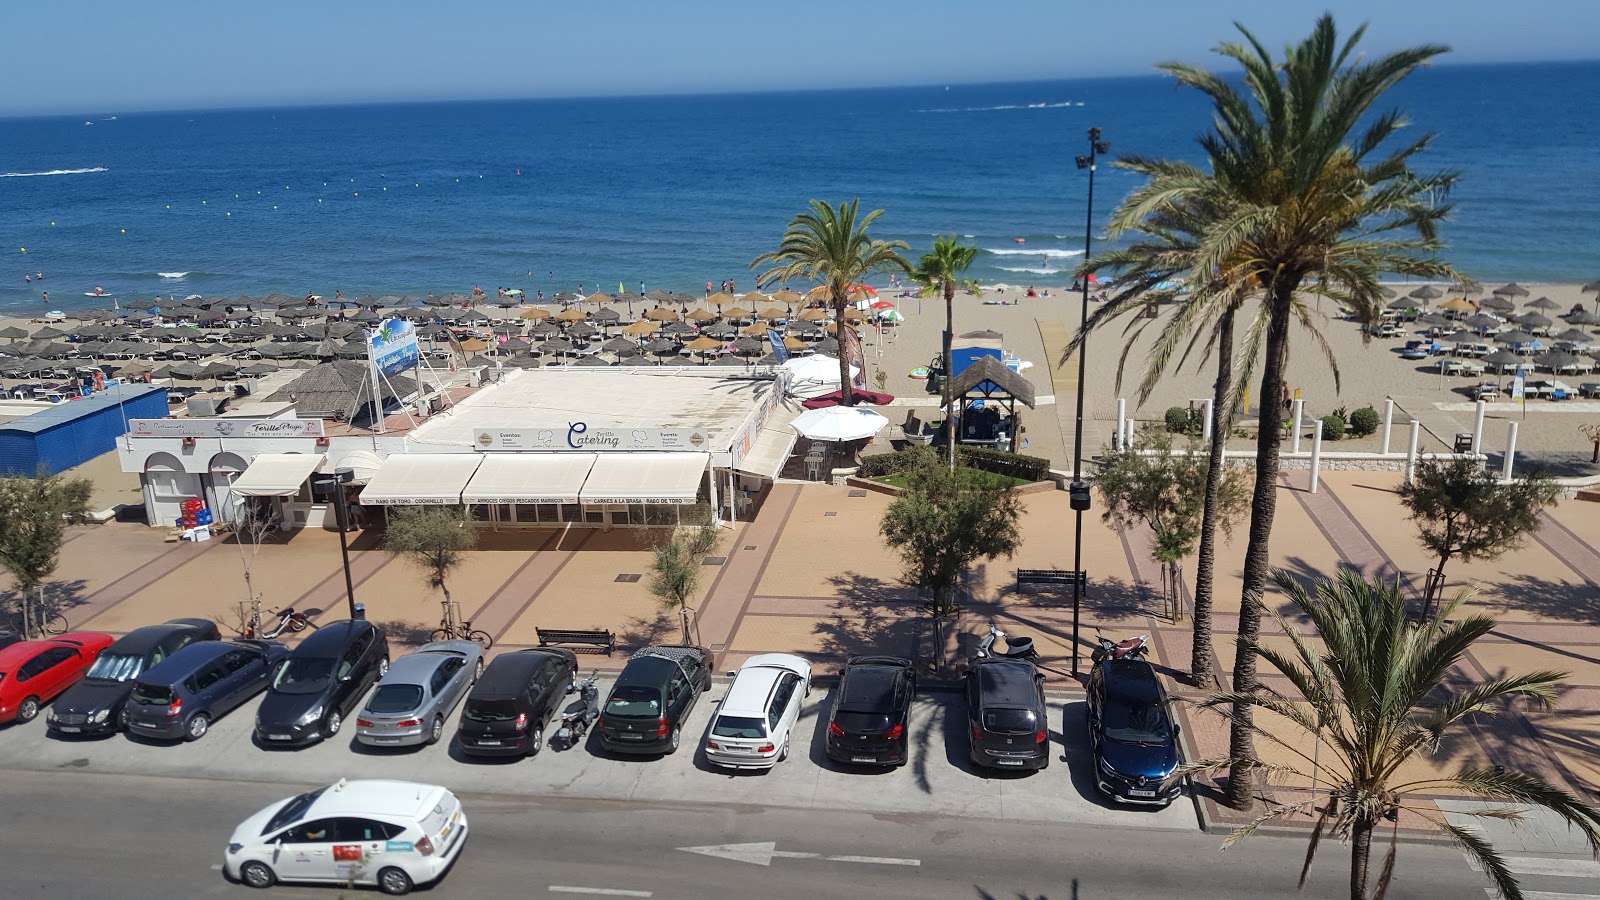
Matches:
[[734, 427, 799, 479], [359, 454, 483, 505], [462, 453, 597, 504], [229, 453, 325, 497], [334, 449, 384, 486], [579, 453, 709, 505]]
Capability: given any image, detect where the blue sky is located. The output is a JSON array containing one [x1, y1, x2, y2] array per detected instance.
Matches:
[[3, 0, 1596, 115]]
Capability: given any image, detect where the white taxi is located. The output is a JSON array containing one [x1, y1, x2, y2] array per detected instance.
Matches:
[[224, 779, 467, 895]]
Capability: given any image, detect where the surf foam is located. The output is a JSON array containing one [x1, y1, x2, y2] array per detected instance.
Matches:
[[984, 247, 1084, 256], [0, 166, 109, 178]]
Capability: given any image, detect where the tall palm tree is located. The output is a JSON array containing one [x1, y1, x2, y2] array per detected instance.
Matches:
[[751, 199, 910, 406], [1191, 569, 1600, 900], [1072, 16, 1463, 808], [910, 236, 980, 462]]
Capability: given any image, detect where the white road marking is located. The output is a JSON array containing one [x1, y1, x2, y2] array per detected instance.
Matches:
[[679, 842, 920, 867], [1485, 892, 1600, 900], [209, 864, 222, 871], [828, 855, 922, 866], [548, 888, 653, 898], [1504, 856, 1600, 878]]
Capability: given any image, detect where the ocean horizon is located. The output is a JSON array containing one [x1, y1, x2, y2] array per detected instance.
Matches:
[[2, 60, 1597, 314]]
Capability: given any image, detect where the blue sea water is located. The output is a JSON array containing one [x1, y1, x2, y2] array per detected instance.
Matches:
[[1, 60, 1597, 314]]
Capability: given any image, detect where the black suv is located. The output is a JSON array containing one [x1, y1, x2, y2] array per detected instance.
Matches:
[[1087, 655, 1182, 805], [458, 648, 577, 757], [825, 656, 915, 767], [254, 619, 389, 747], [964, 657, 1049, 771], [47, 617, 219, 735], [598, 645, 712, 755]]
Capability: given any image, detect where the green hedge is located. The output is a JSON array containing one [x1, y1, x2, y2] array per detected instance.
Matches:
[[858, 445, 1051, 482], [1320, 415, 1346, 441]]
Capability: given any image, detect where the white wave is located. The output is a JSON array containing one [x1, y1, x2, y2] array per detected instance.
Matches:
[[157, 272, 190, 279], [996, 266, 1063, 275], [0, 166, 109, 178], [917, 101, 1079, 113], [984, 247, 1084, 257]]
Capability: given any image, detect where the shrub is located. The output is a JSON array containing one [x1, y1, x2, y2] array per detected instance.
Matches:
[[1165, 407, 1192, 434], [858, 445, 1051, 483], [1349, 405, 1380, 437], [1320, 415, 1346, 441], [857, 445, 937, 478]]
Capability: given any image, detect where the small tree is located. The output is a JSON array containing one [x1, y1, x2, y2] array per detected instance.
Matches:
[[1096, 430, 1250, 618], [221, 500, 278, 634], [879, 454, 1024, 618], [383, 506, 478, 610], [1581, 422, 1600, 464], [646, 524, 720, 644], [0, 470, 92, 636], [1397, 457, 1560, 616]]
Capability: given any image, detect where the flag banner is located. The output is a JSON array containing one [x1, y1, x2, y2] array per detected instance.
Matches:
[[767, 327, 788, 364], [840, 324, 867, 388]]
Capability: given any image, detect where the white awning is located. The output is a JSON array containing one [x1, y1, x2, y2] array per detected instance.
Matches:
[[579, 453, 708, 505], [359, 454, 483, 505], [229, 453, 325, 497], [462, 453, 596, 504], [332, 449, 384, 486], [734, 427, 798, 479]]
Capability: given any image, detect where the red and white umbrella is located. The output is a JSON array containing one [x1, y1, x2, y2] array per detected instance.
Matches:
[[869, 300, 895, 310]]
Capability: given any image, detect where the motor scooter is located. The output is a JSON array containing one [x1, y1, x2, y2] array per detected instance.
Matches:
[[554, 671, 601, 750], [1092, 633, 1150, 663], [974, 621, 1038, 661]]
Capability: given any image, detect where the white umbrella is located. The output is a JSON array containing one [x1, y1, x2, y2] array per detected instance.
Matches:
[[780, 354, 860, 398], [790, 406, 890, 441]]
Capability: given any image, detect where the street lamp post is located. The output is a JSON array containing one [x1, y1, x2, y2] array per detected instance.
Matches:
[[312, 467, 359, 619], [1069, 127, 1109, 678]]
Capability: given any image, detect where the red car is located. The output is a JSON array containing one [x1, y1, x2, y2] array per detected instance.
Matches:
[[0, 633, 115, 724]]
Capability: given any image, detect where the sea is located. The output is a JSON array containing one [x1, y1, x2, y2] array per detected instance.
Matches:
[[1, 60, 1597, 315]]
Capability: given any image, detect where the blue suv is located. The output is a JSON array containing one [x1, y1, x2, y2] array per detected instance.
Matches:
[[124, 639, 289, 742], [1085, 655, 1182, 805]]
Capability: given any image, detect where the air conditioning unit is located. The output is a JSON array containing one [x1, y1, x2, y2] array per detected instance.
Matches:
[[186, 395, 230, 417]]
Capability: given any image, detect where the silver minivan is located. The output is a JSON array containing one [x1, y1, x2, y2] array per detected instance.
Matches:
[[703, 653, 811, 771]]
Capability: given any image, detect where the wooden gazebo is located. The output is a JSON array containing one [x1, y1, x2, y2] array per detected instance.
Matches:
[[947, 355, 1037, 453]]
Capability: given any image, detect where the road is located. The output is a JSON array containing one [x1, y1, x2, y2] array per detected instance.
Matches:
[[0, 768, 1518, 900]]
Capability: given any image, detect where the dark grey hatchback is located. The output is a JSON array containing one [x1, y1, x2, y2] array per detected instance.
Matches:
[[457, 648, 577, 757], [253, 620, 389, 747], [124, 639, 290, 742], [597, 646, 712, 755], [47, 617, 219, 735], [964, 657, 1050, 771]]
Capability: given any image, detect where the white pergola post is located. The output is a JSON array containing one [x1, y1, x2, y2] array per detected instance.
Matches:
[[1309, 419, 1325, 493], [1291, 399, 1305, 454], [1404, 420, 1421, 484], [1380, 398, 1395, 455], [1124, 417, 1135, 449], [1115, 398, 1126, 451], [1471, 399, 1487, 454], [1202, 398, 1214, 443], [1502, 422, 1519, 482]]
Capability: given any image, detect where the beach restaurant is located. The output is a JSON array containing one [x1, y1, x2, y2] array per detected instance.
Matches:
[[117, 368, 792, 531]]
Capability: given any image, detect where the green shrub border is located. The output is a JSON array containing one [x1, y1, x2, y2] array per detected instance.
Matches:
[[858, 445, 1051, 482]]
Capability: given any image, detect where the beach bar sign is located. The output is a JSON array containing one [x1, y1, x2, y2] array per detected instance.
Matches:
[[474, 424, 708, 452], [129, 418, 326, 438], [368, 318, 420, 378]]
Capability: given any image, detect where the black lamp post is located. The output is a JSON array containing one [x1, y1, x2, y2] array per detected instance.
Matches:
[[311, 467, 359, 619], [1069, 126, 1109, 678]]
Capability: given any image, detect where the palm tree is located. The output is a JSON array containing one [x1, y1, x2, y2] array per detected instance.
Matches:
[[1191, 569, 1600, 900], [1070, 15, 1462, 808], [751, 199, 910, 406], [910, 236, 980, 463]]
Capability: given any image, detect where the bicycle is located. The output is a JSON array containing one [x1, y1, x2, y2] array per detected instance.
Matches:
[[430, 599, 492, 649], [7, 598, 68, 638]]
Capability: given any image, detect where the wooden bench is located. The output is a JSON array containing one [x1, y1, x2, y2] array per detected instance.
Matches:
[[1016, 568, 1086, 593], [535, 627, 616, 655]]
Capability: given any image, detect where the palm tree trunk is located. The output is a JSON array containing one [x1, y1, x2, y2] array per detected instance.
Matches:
[[1190, 308, 1235, 686], [1224, 291, 1293, 810], [835, 292, 855, 407], [1349, 815, 1375, 900], [942, 283, 956, 469]]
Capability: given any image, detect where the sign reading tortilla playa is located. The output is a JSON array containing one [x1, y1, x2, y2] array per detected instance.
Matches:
[[474, 425, 709, 452], [128, 418, 326, 438]]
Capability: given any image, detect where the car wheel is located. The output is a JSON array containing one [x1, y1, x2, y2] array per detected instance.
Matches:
[[324, 710, 342, 738], [700, 672, 712, 693], [15, 696, 40, 723], [778, 741, 789, 762], [117, 706, 129, 732], [474, 659, 484, 681], [185, 713, 210, 742], [527, 724, 544, 757], [427, 715, 444, 746], [377, 866, 414, 896], [665, 726, 681, 755], [239, 860, 275, 889], [377, 657, 390, 678]]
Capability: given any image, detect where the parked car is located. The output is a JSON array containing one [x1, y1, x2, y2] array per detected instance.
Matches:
[[255, 620, 389, 747], [356, 640, 484, 748], [704, 653, 811, 771], [124, 639, 290, 741], [46, 617, 219, 735], [457, 648, 575, 757], [597, 645, 713, 755], [224, 778, 467, 896], [964, 656, 1050, 771], [1087, 654, 1182, 805], [824, 656, 916, 767], [0, 632, 115, 724]]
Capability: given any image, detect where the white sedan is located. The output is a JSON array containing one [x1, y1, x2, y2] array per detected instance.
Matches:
[[224, 779, 467, 895]]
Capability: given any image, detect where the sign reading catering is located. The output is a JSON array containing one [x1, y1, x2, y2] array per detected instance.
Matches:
[[129, 418, 326, 439], [474, 425, 709, 452]]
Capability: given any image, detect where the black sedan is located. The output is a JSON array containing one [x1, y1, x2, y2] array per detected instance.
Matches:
[[825, 656, 915, 767], [46, 618, 219, 735], [254, 620, 389, 747]]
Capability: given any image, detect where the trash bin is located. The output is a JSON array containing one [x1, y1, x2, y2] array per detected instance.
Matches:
[[1453, 432, 1473, 453]]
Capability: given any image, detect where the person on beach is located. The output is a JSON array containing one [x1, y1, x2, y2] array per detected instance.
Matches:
[[1282, 384, 1292, 411], [94, 285, 104, 295], [729, 279, 735, 295], [42, 291, 48, 305], [334, 290, 342, 301], [706, 281, 712, 297], [537, 290, 543, 301], [35, 272, 42, 280], [24, 274, 30, 283]]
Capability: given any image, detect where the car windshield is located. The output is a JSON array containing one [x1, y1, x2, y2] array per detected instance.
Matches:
[[86, 652, 144, 683], [366, 684, 424, 714], [129, 682, 172, 705], [263, 786, 328, 836], [463, 698, 518, 722], [983, 707, 1037, 734], [712, 715, 767, 739], [272, 657, 335, 694], [1103, 700, 1173, 744], [603, 685, 661, 718]]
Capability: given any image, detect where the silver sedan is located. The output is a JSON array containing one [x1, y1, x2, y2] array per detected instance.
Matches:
[[355, 640, 484, 747]]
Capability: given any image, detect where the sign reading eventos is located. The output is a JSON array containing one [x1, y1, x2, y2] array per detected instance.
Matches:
[[129, 418, 326, 438], [474, 425, 709, 452], [368, 318, 420, 378]]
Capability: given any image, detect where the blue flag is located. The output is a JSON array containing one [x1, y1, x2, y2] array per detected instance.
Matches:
[[767, 327, 788, 363]]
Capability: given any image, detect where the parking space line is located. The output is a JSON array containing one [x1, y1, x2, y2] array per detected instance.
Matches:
[[548, 887, 653, 897]]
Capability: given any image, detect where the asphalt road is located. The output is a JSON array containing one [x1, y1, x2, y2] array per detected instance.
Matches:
[[0, 768, 1506, 900]]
